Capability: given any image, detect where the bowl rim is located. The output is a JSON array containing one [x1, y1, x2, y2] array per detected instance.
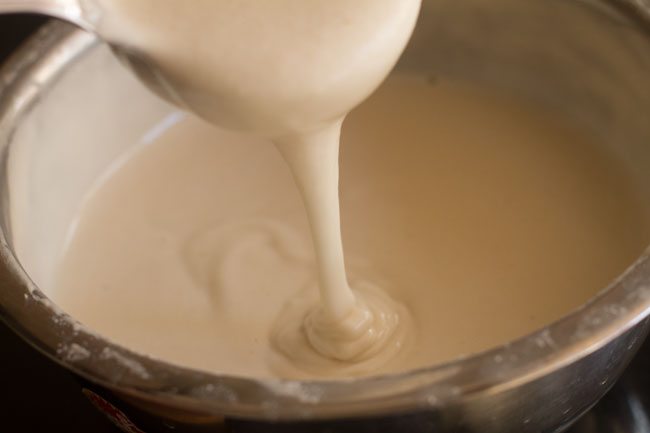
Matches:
[[1, 14, 650, 421]]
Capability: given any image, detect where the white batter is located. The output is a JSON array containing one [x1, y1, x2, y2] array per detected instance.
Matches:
[[81, 0, 423, 374], [54, 75, 649, 379]]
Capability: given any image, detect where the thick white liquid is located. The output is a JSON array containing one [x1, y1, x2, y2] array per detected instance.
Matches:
[[95, 0, 422, 135], [90, 0, 423, 369], [53, 76, 649, 379]]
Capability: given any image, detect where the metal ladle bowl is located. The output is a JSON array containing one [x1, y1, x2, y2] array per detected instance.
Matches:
[[1, 0, 650, 432], [0, 0, 95, 30], [0, 1, 192, 110]]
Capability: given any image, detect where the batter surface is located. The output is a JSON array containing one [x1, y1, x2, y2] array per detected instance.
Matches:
[[53, 76, 649, 379]]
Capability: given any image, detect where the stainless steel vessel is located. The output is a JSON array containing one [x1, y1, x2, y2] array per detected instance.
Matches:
[[1, 1, 650, 432]]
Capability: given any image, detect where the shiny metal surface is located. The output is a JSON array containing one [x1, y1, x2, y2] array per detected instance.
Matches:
[[570, 340, 650, 433], [0, 0, 188, 106], [1, 1, 650, 432], [0, 0, 91, 30]]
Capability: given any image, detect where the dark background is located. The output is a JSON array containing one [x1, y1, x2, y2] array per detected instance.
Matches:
[[1, 13, 649, 433]]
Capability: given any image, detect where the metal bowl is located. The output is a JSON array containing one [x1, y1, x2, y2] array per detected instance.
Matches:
[[1, 0, 650, 432]]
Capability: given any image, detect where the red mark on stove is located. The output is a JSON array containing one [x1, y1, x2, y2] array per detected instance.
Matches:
[[82, 388, 146, 433]]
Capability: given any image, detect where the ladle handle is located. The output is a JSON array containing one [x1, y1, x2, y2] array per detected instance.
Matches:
[[0, 0, 94, 30]]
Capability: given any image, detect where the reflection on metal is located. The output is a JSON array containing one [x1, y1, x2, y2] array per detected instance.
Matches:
[[570, 338, 650, 433]]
